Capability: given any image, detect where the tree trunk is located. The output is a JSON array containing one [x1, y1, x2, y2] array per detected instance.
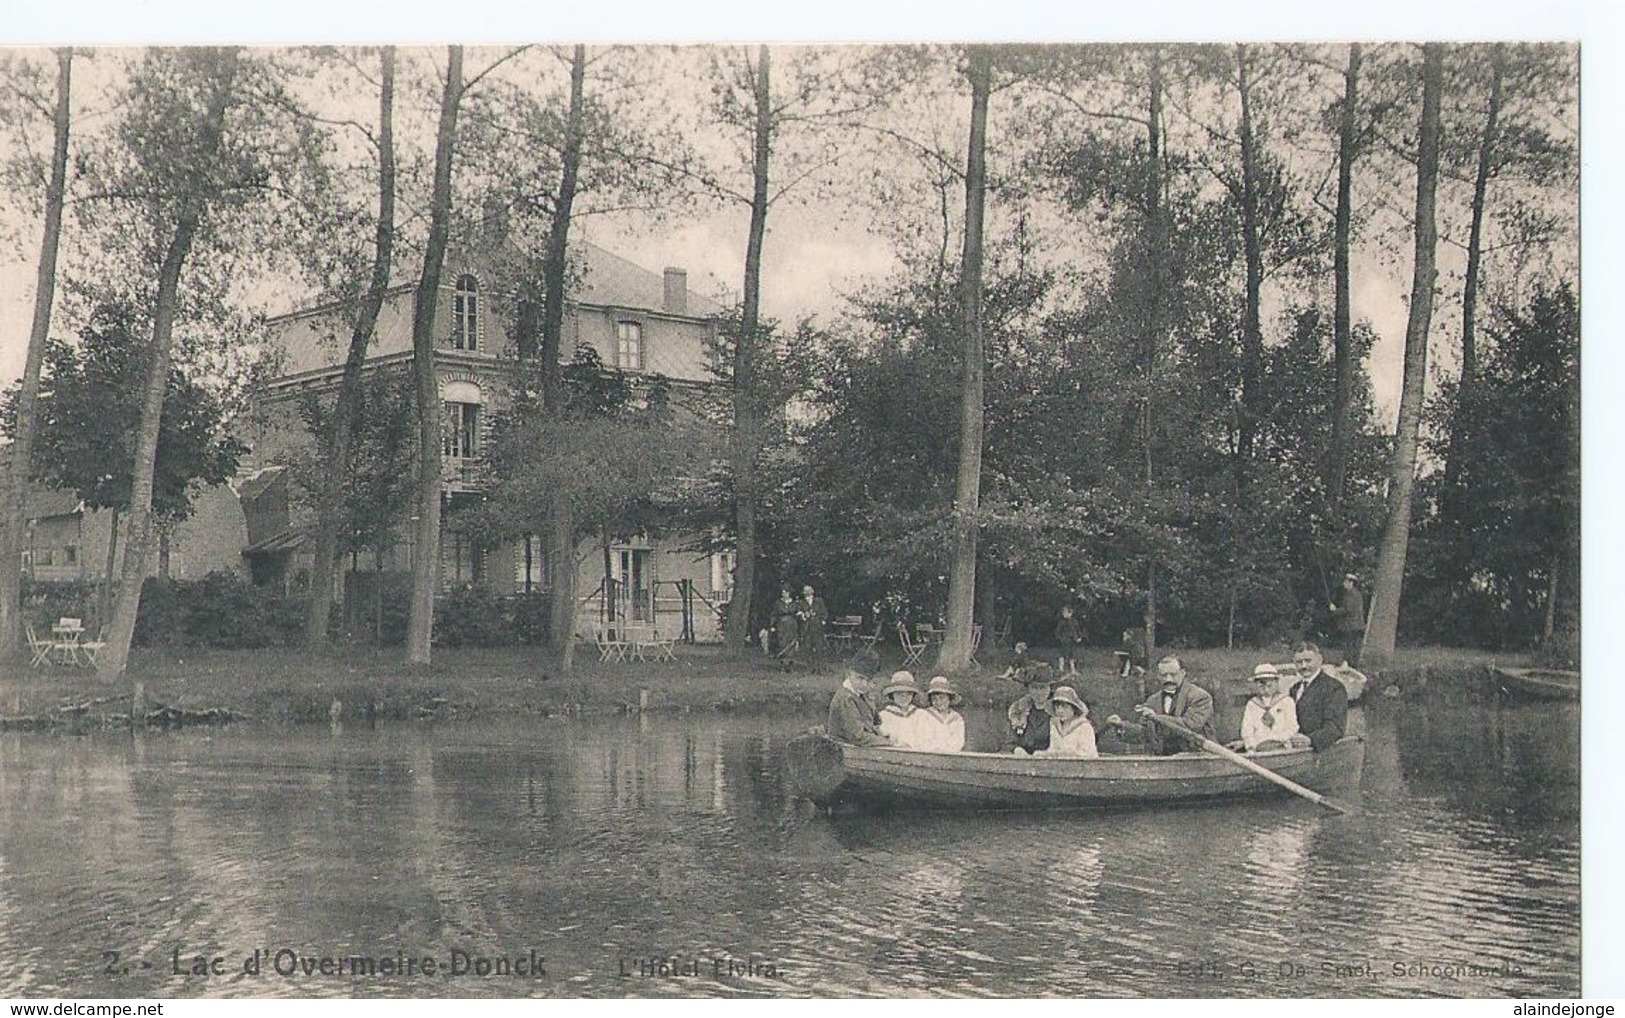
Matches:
[[1543, 552, 1559, 644], [97, 217, 203, 678], [1363, 44, 1443, 668], [306, 46, 395, 651], [98, 53, 236, 679], [405, 45, 463, 665], [1142, 51, 1165, 662], [98, 507, 119, 625], [0, 48, 70, 658], [1236, 44, 1264, 472], [725, 45, 773, 654], [548, 507, 576, 670], [1329, 43, 1361, 507], [937, 47, 991, 673], [1442, 44, 1505, 514], [541, 44, 586, 673]]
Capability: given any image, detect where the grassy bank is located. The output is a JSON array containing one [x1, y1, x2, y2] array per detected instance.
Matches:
[[0, 641, 1533, 730]]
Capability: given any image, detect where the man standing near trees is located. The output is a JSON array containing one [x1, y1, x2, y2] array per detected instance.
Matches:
[[1329, 573, 1366, 668]]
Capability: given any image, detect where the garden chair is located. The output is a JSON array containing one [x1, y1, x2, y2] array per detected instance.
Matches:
[[969, 623, 984, 666], [630, 625, 677, 662], [25, 624, 54, 669], [78, 627, 108, 667], [896, 622, 927, 667], [590, 621, 629, 663]]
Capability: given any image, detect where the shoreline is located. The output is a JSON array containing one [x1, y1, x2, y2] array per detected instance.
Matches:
[[0, 643, 1534, 733]]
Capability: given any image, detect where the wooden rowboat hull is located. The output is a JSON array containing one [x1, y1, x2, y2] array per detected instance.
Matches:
[[786, 733, 1364, 810], [1491, 666, 1580, 701]]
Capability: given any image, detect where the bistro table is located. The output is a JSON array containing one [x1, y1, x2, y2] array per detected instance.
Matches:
[[51, 620, 85, 666]]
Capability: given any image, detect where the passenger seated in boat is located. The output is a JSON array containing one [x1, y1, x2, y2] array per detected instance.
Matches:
[[915, 675, 966, 752], [1034, 685, 1098, 759], [1007, 663, 1056, 755], [1103, 655, 1216, 755], [1287, 643, 1346, 752], [1228, 663, 1300, 753], [827, 664, 893, 747], [877, 671, 925, 747]]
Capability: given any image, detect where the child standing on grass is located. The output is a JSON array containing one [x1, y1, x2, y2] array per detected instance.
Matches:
[[1055, 605, 1084, 676]]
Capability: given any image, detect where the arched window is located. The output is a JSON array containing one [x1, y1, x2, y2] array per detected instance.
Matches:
[[452, 274, 480, 351]]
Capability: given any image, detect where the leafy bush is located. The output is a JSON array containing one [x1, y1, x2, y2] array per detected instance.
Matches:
[[20, 578, 103, 635], [433, 585, 518, 648], [134, 572, 303, 648]]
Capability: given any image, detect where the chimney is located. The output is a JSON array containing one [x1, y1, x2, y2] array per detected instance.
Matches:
[[662, 267, 688, 316]]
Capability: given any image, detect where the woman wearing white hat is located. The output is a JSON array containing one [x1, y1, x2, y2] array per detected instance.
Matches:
[[1033, 685, 1098, 759], [1230, 662, 1300, 753], [915, 675, 966, 752], [877, 671, 925, 748]]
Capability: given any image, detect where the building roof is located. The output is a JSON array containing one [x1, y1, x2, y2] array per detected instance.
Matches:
[[273, 239, 723, 324], [574, 242, 725, 318]]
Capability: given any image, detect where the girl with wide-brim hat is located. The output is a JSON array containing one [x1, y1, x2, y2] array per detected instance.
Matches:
[[916, 675, 966, 752], [1036, 685, 1098, 759], [878, 671, 923, 747]]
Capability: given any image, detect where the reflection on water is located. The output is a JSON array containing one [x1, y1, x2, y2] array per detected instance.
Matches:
[[0, 690, 1579, 998]]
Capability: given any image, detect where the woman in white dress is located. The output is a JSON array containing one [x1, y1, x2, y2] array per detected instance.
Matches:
[[914, 675, 966, 752], [1035, 685, 1098, 759], [876, 671, 924, 747]]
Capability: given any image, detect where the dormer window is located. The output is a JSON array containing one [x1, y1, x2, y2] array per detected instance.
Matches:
[[452, 274, 481, 351], [616, 320, 644, 371]]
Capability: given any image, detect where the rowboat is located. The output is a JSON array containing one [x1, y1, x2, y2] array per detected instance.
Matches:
[[1490, 666, 1579, 701], [785, 732, 1365, 810]]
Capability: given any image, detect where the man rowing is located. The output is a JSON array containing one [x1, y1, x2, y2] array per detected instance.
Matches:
[[1105, 655, 1216, 755]]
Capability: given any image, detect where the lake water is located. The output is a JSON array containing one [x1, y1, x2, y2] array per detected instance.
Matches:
[[0, 691, 1579, 998]]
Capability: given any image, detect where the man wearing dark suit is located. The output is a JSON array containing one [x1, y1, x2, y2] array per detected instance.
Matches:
[[1288, 642, 1348, 752], [1105, 655, 1216, 755]]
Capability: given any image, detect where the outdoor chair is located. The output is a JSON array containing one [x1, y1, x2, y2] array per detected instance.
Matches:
[[969, 623, 984, 666], [628, 624, 677, 662], [25, 624, 54, 669], [590, 622, 629, 663], [897, 622, 927, 667], [78, 628, 107, 667]]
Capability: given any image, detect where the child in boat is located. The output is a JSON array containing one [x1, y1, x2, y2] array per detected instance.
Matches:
[[1229, 662, 1300, 752], [915, 675, 966, 752], [877, 671, 924, 747], [1008, 663, 1055, 755], [1035, 685, 1098, 758]]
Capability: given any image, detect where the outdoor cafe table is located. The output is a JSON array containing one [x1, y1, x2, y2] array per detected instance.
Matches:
[[51, 623, 85, 666], [829, 619, 862, 653]]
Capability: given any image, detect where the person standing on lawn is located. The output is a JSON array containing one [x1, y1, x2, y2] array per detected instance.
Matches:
[[1055, 605, 1084, 675], [798, 584, 830, 663], [1329, 573, 1366, 668]]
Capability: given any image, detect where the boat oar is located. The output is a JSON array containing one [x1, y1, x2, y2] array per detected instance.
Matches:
[[1144, 714, 1349, 815]]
